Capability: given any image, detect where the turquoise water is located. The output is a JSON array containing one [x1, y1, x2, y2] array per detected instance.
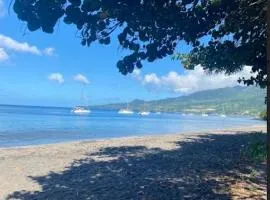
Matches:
[[0, 105, 265, 147]]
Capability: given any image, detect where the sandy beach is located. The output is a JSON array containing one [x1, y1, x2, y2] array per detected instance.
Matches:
[[0, 125, 266, 200]]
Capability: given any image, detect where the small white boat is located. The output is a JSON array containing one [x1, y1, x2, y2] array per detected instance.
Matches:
[[220, 105, 226, 118], [72, 85, 91, 115], [139, 102, 150, 116], [154, 102, 161, 115], [118, 102, 134, 115], [72, 107, 91, 114], [202, 113, 208, 117], [139, 111, 150, 116], [118, 109, 134, 115]]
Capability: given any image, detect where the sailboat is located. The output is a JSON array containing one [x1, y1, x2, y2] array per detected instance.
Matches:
[[118, 102, 134, 114], [155, 102, 161, 115], [72, 106, 91, 114], [220, 104, 226, 117], [139, 111, 150, 116], [71, 85, 91, 115], [139, 102, 150, 116]]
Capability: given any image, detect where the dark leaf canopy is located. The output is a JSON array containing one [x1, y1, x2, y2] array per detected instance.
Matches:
[[13, 0, 267, 87]]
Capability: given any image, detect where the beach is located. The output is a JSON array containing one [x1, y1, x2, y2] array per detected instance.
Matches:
[[0, 125, 266, 200]]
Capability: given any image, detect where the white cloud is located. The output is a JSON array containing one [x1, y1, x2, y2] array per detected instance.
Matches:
[[133, 65, 254, 94], [144, 73, 161, 85], [0, 48, 8, 62], [43, 47, 56, 56], [131, 68, 142, 81], [0, 34, 57, 61], [0, 0, 6, 18], [0, 34, 41, 55], [48, 73, 64, 84], [73, 74, 90, 84]]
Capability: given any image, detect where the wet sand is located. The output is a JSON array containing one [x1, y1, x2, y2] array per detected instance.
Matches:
[[0, 125, 266, 199]]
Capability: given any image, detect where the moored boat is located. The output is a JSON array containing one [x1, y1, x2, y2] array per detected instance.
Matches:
[[118, 109, 134, 114], [139, 111, 150, 116], [71, 106, 91, 114]]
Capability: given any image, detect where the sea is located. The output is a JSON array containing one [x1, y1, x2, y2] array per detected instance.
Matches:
[[0, 105, 265, 148]]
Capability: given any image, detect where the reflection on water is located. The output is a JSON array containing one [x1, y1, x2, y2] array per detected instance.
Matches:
[[0, 105, 265, 147]]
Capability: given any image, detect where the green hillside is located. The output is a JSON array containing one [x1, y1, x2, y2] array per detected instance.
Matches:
[[92, 86, 266, 116]]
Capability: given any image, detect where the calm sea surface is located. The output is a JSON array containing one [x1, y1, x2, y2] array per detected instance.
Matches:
[[0, 105, 265, 147]]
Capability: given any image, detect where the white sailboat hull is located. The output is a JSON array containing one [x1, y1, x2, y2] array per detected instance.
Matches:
[[139, 111, 150, 116], [118, 109, 134, 114], [72, 107, 91, 114]]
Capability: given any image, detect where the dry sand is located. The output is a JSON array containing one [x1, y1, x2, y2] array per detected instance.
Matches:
[[0, 125, 266, 200]]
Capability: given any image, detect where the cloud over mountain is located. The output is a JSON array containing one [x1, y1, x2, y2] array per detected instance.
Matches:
[[133, 65, 253, 94]]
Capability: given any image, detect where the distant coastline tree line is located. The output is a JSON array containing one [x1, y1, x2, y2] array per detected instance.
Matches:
[[13, 0, 267, 88]]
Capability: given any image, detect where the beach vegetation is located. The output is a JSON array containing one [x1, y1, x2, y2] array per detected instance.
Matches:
[[259, 110, 267, 121], [242, 132, 267, 162]]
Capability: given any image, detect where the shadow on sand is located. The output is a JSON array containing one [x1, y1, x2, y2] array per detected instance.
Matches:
[[8, 132, 266, 200]]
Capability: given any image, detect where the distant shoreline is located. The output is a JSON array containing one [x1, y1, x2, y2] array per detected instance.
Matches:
[[0, 104, 264, 117]]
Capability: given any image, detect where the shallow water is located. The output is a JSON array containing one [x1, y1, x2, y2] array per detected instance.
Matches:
[[0, 105, 265, 147]]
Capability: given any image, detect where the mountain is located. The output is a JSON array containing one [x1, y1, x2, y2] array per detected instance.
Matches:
[[92, 86, 266, 116]]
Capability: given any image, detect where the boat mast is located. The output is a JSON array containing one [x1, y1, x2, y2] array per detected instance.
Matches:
[[143, 102, 146, 112], [80, 84, 89, 108], [80, 84, 85, 107]]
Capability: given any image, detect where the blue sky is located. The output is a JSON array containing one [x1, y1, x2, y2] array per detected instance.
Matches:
[[0, 0, 251, 107]]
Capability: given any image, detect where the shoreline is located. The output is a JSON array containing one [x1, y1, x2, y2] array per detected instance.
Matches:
[[0, 124, 266, 150], [0, 125, 266, 199]]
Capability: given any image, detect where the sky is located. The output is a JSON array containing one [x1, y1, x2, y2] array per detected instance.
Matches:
[[0, 0, 253, 107]]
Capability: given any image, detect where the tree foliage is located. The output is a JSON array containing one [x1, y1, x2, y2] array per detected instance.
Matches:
[[260, 110, 267, 120], [13, 0, 267, 87]]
